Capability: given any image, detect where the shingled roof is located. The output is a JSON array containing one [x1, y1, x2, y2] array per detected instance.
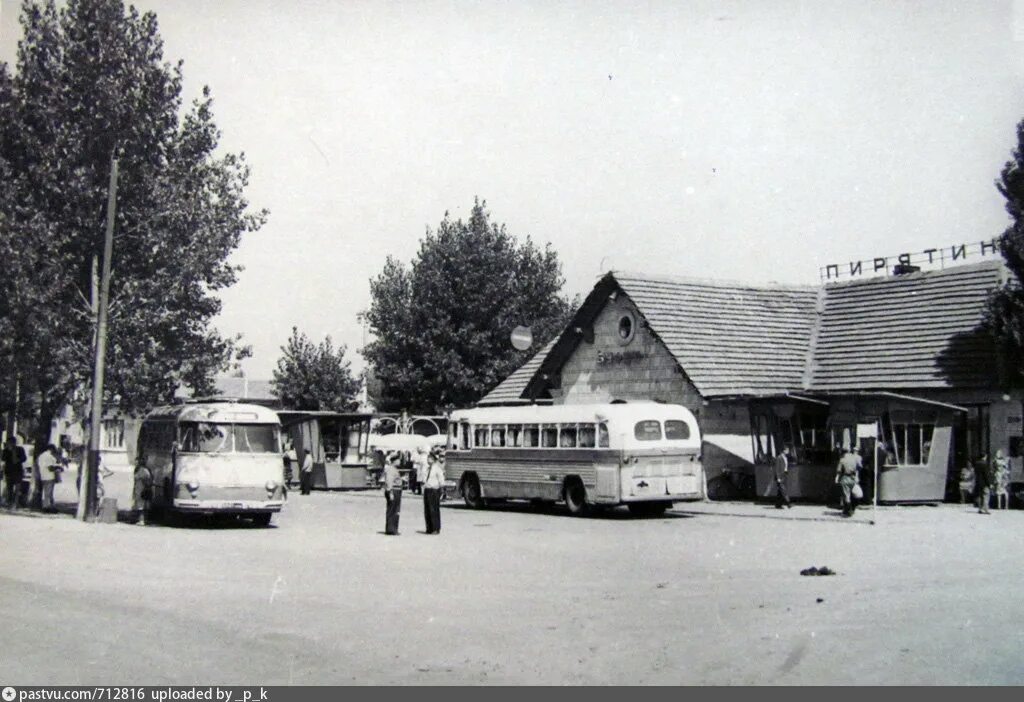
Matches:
[[809, 261, 1004, 391], [614, 273, 819, 397], [476, 261, 1007, 406]]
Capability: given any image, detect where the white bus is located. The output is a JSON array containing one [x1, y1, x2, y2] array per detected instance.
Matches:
[[446, 402, 704, 516], [136, 402, 285, 525]]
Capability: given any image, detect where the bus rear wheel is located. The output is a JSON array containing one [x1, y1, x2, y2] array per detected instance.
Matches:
[[564, 478, 589, 517], [463, 475, 486, 509]]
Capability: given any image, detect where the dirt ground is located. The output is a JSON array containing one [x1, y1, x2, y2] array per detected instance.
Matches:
[[1, 491, 1021, 685]]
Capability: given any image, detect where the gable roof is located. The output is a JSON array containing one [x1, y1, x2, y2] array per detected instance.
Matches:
[[477, 261, 1007, 406], [809, 261, 1004, 391], [613, 272, 820, 397]]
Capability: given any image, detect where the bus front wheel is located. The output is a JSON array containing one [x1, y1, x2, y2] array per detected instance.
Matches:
[[463, 475, 486, 509], [564, 478, 589, 517]]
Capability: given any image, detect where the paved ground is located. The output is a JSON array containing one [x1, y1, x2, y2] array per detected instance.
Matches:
[[1, 491, 1021, 685]]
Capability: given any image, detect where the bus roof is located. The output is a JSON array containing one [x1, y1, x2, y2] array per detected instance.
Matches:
[[449, 402, 699, 426], [146, 402, 281, 425]]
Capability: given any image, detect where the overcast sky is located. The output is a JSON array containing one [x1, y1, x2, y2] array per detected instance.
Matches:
[[2, 0, 1023, 379]]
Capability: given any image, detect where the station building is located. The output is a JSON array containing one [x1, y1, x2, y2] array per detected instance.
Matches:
[[478, 260, 1022, 503]]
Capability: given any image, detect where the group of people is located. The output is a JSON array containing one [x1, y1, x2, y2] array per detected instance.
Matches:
[[959, 449, 1011, 514], [2, 435, 67, 512], [772, 444, 865, 517], [380, 443, 446, 536]]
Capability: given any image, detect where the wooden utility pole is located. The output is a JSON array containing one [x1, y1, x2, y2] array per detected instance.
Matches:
[[78, 156, 118, 521]]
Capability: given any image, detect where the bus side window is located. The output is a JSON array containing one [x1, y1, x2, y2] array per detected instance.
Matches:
[[579, 424, 596, 448], [541, 425, 558, 448], [508, 424, 522, 447], [559, 424, 577, 448], [523, 425, 539, 447], [492, 425, 505, 447], [598, 423, 610, 448], [476, 425, 490, 448], [460, 422, 470, 450]]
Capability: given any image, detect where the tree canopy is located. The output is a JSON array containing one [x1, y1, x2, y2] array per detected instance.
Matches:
[[0, 0, 264, 436], [362, 199, 574, 413], [988, 119, 1024, 384], [271, 327, 361, 412]]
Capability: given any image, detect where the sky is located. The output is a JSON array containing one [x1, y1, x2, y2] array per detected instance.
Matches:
[[2, 0, 1023, 380]]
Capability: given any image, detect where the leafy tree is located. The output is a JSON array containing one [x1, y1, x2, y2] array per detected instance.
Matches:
[[0, 0, 265, 441], [988, 119, 1024, 384], [363, 198, 574, 413], [271, 327, 361, 411]]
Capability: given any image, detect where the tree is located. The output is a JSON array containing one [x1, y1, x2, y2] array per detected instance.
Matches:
[[363, 198, 574, 413], [0, 0, 265, 441], [271, 327, 361, 411], [988, 119, 1024, 385]]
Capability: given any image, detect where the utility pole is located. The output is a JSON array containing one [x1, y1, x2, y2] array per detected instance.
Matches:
[[78, 156, 118, 521]]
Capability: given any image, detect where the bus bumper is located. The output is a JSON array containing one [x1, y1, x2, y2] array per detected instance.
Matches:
[[173, 499, 283, 514]]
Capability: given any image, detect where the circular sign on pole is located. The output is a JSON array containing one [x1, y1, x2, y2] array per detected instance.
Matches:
[[511, 325, 533, 351]]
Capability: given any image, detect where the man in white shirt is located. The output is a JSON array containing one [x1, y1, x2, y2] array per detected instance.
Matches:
[[36, 444, 60, 512], [300, 449, 314, 495], [422, 447, 446, 534]]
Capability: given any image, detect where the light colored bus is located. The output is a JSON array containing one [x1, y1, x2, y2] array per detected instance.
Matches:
[[136, 402, 285, 525], [445, 402, 704, 516]]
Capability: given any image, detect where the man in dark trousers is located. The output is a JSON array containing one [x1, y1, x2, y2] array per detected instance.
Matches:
[[382, 452, 403, 535], [2, 436, 27, 509], [422, 446, 445, 534], [299, 449, 314, 496], [773, 446, 793, 509]]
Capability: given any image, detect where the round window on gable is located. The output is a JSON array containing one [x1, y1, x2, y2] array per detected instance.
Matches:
[[616, 311, 636, 346]]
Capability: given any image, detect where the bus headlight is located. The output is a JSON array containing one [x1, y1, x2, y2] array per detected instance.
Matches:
[[265, 479, 277, 493], [186, 480, 200, 494]]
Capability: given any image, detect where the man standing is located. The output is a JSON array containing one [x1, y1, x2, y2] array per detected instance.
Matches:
[[422, 446, 445, 534], [835, 447, 861, 517], [382, 452, 403, 535], [36, 444, 60, 512], [773, 446, 792, 509], [299, 448, 314, 496], [2, 436, 27, 509]]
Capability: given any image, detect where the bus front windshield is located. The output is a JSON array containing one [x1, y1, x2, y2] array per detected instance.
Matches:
[[179, 422, 279, 454]]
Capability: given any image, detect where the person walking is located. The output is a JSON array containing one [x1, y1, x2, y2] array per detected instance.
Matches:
[[975, 453, 992, 514], [131, 462, 153, 525], [772, 446, 792, 509], [2, 436, 27, 509], [282, 442, 297, 500], [36, 444, 60, 512], [422, 446, 445, 534], [835, 446, 861, 517], [382, 451, 403, 535], [299, 448, 313, 496]]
